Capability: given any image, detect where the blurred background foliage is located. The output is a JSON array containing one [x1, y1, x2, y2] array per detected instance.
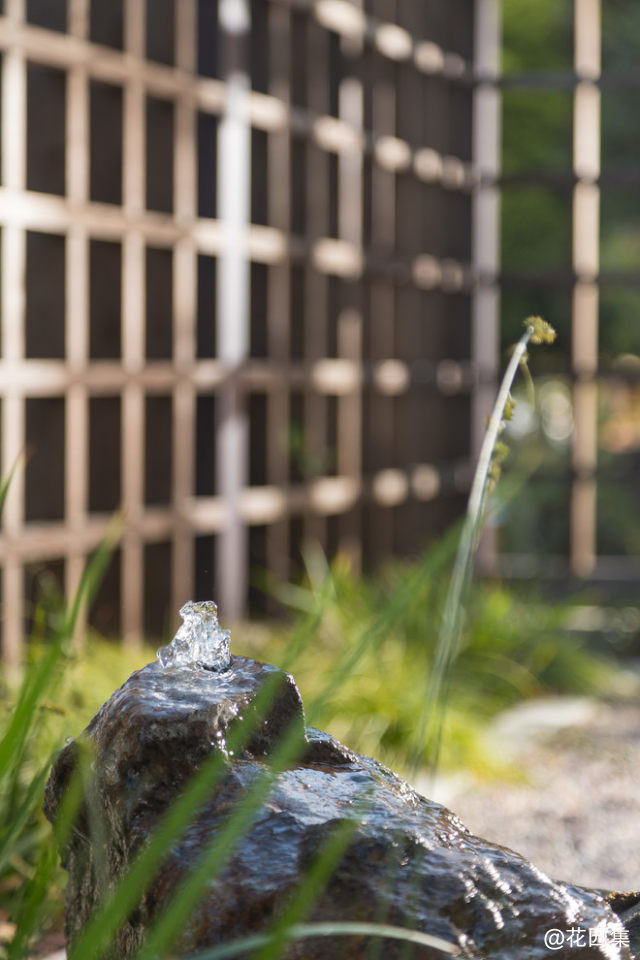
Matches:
[[500, 0, 640, 561], [502, 0, 640, 352]]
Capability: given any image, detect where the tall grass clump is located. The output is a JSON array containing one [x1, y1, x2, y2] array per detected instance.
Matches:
[[0, 516, 122, 960], [60, 588, 461, 960], [1, 532, 459, 960]]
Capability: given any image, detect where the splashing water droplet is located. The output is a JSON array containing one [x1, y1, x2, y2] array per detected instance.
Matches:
[[157, 601, 231, 671]]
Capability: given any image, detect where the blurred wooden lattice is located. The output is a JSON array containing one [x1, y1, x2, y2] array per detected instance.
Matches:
[[0, 0, 492, 660]]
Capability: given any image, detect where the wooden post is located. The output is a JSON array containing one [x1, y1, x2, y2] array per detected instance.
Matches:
[[571, 0, 600, 578], [1, 0, 27, 665], [472, 0, 501, 572], [66, 0, 90, 644], [121, 0, 146, 646], [173, 0, 197, 618], [215, 0, 251, 622]]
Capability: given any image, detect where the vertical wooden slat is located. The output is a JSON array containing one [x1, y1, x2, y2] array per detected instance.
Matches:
[[65, 248, 89, 641], [472, 0, 501, 571], [394, 0, 422, 555], [571, 0, 601, 578], [215, 0, 251, 622], [5, 0, 25, 22], [304, 16, 330, 550], [266, 1, 292, 595], [1, 2, 26, 663], [368, 24, 396, 564], [66, 0, 90, 638], [173, 0, 197, 615], [69, 0, 89, 40], [121, 233, 145, 646], [336, 309, 362, 563], [121, 0, 146, 645], [336, 29, 363, 566]]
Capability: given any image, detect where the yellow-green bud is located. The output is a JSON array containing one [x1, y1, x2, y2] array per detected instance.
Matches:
[[503, 393, 516, 421], [525, 316, 557, 345]]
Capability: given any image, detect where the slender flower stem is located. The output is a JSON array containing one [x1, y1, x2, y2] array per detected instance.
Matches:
[[467, 331, 532, 524], [417, 322, 545, 777]]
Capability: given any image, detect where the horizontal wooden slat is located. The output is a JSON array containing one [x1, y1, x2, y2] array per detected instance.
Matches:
[[0, 458, 472, 563], [268, 0, 472, 79], [0, 185, 471, 285], [0, 358, 475, 397], [0, 17, 474, 193]]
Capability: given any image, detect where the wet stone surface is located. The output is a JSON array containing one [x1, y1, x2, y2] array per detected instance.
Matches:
[[44, 656, 635, 959]]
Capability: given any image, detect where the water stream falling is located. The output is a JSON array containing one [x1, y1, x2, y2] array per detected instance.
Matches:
[[157, 601, 231, 671]]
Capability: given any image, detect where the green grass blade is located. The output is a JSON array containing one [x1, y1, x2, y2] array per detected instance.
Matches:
[[133, 560, 462, 960], [276, 575, 334, 674], [64, 582, 349, 960], [0, 517, 121, 958], [0, 452, 27, 519], [66, 527, 458, 960], [62, 514, 123, 639], [304, 526, 459, 726], [417, 323, 543, 774], [78, 612, 388, 960], [6, 836, 58, 960], [0, 514, 121, 783], [0, 631, 68, 782], [252, 813, 363, 960], [0, 760, 51, 875], [184, 922, 460, 959], [6, 753, 91, 960], [66, 670, 295, 960], [131, 719, 306, 960], [65, 742, 228, 960]]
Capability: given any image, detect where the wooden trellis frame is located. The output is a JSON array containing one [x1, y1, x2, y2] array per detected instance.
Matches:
[[0, 0, 481, 663]]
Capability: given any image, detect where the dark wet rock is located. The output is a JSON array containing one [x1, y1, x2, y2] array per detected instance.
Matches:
[[44, 656, 634, 959], [607, 893, 640, 957]]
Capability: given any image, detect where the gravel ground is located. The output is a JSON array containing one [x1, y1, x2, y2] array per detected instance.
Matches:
[[436, 697, 640, 893]]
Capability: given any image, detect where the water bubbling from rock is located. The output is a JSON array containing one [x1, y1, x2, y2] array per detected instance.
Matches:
[[157, 601, 231, 671]]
